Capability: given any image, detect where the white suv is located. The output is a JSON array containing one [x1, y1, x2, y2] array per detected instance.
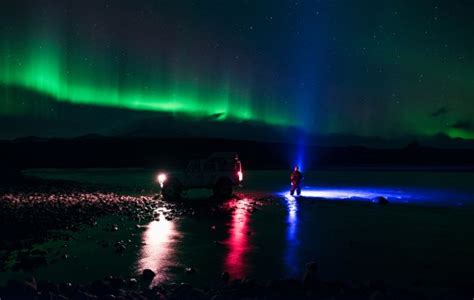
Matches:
[[157, 152, 243, 199]]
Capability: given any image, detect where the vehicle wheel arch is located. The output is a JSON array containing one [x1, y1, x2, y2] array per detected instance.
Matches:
[[213, 177, 233, 199], [161, 177, 183, 200]]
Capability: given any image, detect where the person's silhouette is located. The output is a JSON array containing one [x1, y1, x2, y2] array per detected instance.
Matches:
[[290, 166, 303, 196]]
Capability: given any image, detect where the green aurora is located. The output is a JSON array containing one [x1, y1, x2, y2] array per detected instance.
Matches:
[[0, 34, 294, 127], [1, 0, 474, 141]]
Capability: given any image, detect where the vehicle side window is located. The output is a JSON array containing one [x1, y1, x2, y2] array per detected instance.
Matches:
[[204, 161, 216, 172], [214, 158, 234, 171]]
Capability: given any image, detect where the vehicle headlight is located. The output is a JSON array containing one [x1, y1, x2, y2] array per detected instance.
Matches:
[[157, 173, 167, 187]]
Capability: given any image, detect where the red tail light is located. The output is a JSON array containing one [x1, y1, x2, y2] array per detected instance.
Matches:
[[237, 171, 243, 182]]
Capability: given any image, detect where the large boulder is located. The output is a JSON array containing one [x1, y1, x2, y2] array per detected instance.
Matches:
[[373, 196, 389, 205], [141, 269, 156, 282]]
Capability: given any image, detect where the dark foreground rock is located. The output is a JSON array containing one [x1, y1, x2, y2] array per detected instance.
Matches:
[[373, 196, 390, 205], [1, 274, 470, 300]]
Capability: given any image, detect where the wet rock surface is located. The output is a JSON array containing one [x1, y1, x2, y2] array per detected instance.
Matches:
[[373, 196, 390, 205], [0, 177, 266, 275], [0, 177, 264, 243], [0, 178, 156, 243]]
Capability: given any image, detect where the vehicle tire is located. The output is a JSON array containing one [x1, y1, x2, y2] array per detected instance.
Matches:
[[161, 179, 182, 200], [213, 178, 233, 199]]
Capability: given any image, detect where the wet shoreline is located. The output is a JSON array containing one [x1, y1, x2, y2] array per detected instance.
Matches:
[[1, 175, 474, 299]]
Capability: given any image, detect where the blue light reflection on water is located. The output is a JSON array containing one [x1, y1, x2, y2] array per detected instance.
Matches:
[[279, 185, 470, 278], [280, 186, 469, 206], [284, 194, 300, 277]]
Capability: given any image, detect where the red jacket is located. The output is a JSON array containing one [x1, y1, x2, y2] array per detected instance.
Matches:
[[290, 170, 303, 184]]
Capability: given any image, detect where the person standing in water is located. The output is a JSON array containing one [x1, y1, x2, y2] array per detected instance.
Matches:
[[290, 166, 303, 196]]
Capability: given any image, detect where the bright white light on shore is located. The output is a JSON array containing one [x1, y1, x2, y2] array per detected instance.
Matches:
[[157, 173, 167, 187]]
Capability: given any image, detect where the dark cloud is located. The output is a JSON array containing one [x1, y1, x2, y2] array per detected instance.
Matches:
[[450, 120, 473, 131], [431, 106, 449, 118]]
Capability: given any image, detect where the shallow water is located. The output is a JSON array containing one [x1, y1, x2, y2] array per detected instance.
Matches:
[[27, 168, 474, 206], [3, 168, 474, 289]]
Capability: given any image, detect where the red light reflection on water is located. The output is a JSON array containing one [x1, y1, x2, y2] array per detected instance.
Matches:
[[137, 212, 180, 286], [224, 199, 252, 279]]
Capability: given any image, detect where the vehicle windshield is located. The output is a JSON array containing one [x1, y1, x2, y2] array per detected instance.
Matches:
[[186, 161, 201, 173]]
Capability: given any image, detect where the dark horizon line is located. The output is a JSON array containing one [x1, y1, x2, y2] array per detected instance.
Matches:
[[2, 132, 474, 150]]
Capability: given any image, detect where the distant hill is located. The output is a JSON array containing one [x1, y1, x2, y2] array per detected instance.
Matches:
[[1, 135, 474, 170]]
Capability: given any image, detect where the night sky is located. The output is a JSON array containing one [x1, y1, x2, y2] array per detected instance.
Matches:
[[1, 0, 473, 141]]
